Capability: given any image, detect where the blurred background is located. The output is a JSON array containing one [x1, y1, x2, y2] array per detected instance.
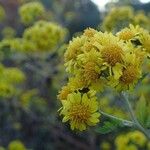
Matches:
[[0, 0, 150, 150]]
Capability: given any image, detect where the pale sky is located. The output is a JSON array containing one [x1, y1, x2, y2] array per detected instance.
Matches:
[[92, 0, 150, 11]]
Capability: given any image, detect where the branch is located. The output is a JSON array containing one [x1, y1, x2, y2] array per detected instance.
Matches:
[[99, 110, 134, 127], [121, 92, 150, 139]]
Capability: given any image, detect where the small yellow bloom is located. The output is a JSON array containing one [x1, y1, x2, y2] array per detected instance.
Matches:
[[120, 65, 139, 85], [8, 140, 26, 150], [83, 62, 100, 83], [101, 141, 111, 150], [128, 131, 147, 147], [115, 135, 129, 150], [57, 85, 71, 100], [117, 28, 135, 41], [60, 91, 100, 131]]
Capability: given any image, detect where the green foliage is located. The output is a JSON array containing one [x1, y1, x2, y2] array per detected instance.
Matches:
[[136, 95, 150, 128], [96, 119, 123, 134]]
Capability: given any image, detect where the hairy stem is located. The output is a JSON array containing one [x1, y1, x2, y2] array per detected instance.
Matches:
[[121, 92, 150, 139], [99, 110, 134, 127]]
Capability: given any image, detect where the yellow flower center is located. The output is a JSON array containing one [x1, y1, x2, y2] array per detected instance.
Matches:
[[118, 30, 134, 40], [69, 104, 90, 122], [83, 62, 99, 82], [120, 66, 138, 84], [101, 44, 123, 66]]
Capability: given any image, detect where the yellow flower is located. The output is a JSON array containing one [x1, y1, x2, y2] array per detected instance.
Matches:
[[57, 85, 72, 100], [113, 65, 141, 91], [121, 65, 139, 83], [115, 131, 148, 150], [57, 86, 71, 100], [117, 28, 135, 41], [82, 62, 100, 83], [128, 131, 147, 147], [77, 49, 102, 66], [117, 24, 150, 54], [140, 30, 150, 53], [65, 36, 86, 62], [8, 140, 26, 150], [60, 91, 100, 131], [23, 21, 66, 52], [125, 144, 138, 150], [133, 11, 150, 30], [101, 44, 124, 66], [115, 135, 129, 150], [19, 2, 45, 25], [68, 76, 88, 91], [0, 82, 15, 98], [64, 36, 86, 73], [93, 32, 125, 77], [101, 141, 111, 150], [109, 51, 142, 91], [101, 6, 134, 32], [116, 24, 142, 41]]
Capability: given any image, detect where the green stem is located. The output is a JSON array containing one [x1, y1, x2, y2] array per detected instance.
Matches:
[[99, 110, 134, 127], [122, 92, 150, 139]]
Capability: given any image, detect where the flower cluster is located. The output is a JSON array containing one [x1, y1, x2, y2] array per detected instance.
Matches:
[[19, 2, 45, 25], [58, 25, 150, 131], [22, 20, 67, 51], [0, 64, 25, 98], [0, 21, 67, 53], [101, 6, 150, 32], [115, 131, 149, 150]]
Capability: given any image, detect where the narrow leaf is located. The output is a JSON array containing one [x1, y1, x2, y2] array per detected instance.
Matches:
[[136, 95, 147, 126]]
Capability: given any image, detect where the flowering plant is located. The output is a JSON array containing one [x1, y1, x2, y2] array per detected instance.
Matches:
[[58, 24, 150, 139]]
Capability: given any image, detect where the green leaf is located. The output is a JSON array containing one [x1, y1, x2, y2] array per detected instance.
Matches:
[[135, 95, 148, 127], [146, 114, 150, 128], [145, 103, 150, 128], [95, 119, 122, 134]]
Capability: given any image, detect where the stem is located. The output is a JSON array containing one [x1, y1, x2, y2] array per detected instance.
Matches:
[[121, 92, 150, 139], [99, 110, 134, 127]]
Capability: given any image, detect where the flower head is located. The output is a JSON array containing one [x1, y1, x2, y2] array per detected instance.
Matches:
[[19, 2, 45, 25], [101, 44, 124, 66], [60, 91, 100, 131]]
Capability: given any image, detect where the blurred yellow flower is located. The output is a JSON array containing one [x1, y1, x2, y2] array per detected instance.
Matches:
[[8, 140, 26, 150], [128, 130, 147, 147], [101, 141, 111, 150], [19, 2, 45, 25], [0, 5, 5, 22], [115, 131, 148, 150]]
